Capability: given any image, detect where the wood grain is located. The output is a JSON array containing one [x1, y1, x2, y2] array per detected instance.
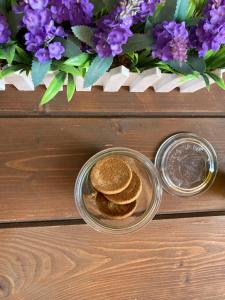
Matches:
[[1, 117, 225, 223], [1, 216, 225, 300], [0, 85, 225, 115]]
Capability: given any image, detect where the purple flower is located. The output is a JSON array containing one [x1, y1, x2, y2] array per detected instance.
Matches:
[[190, 0, 225, 56], [14, 0, 93, 62], [0, 14, 11, 44], [152, 21, 189, 62], [48, 41, 65, 59], [28, 0, 49, 10], [35, 48, 50, 62], [133, 0, 160, 23], [93, 1, 139, 57]]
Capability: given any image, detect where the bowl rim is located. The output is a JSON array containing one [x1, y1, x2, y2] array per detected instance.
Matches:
[[74, 147, 162, 234]]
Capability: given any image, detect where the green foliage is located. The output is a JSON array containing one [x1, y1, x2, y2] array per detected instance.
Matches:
[[0, 42, 16, 64], [84, 55, 113, 88], [123, 34, 152, 53], [56, 37, 82, 58], [187, 0, 207, 18], [166, 60, 193, 75], [6, 11, 23, 37], [0, 64, 23, 79], [67, 74, 76, 102], [31, 59, 51, 88], [152, 0, 177, 23], [205, 47, 225, 70], [188, 55, 206, 73], [201, 73, 210, 90], [14, 46, 32, 65], [64, 53, 90, 66], [40, 71, 66, 105], [174, 0, 189, 21], [1, 0, 225, 104], [72, 26, 94, 48], [206, 72, 225, 91]]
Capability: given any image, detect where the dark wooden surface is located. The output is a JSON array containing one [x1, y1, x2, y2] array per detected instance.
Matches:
[[1, 117, 225, 223], [0, 86, 225, 299], [1, 216, 225, 300], [0, 85, 225, 115]]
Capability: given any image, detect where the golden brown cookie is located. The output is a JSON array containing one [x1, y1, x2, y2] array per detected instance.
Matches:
[[90, 156, 132, 195], [96, 193, 137, 220], [105, 171, 142, 204]]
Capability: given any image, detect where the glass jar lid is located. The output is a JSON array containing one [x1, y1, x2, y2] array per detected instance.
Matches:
[[155, 133, 218, 197]]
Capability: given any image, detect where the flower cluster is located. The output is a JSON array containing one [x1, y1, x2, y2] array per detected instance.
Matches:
[[190, 0, 225, 56], [93, 0, 159, 57], [133, 0, 160, 23], [152, 21, 189, 62], [14, 0, 94, 62], [0, 14, 11, 44]]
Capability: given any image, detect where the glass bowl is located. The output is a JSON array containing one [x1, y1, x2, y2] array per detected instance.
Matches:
[[74, 147, 162, 234]]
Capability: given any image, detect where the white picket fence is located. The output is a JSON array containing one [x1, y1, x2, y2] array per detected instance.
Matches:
[[0, 66, 224, 93]]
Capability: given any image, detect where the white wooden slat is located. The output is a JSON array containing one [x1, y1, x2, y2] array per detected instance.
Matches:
[[0, 79, 5, 91], [153, 73, 183, 92], [103, 66, 130, 92], [180, 69, 222, 93], [5, 71, 34, 91], [76, 76, 92, 91], [129, 68, 161, 92]]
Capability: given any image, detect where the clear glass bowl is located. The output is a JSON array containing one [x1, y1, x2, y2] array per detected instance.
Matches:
[[74, 147, 162, 234]]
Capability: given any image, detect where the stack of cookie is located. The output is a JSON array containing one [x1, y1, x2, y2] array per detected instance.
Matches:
[[90, 156, 142, 219]]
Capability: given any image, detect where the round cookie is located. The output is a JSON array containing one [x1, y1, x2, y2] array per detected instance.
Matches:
[[96, 193, 137, 220], [105, 171, 142, 204], [90, 156, 132, 195]]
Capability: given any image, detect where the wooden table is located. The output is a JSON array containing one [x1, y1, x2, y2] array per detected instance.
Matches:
[[0, 85, 225, 300]]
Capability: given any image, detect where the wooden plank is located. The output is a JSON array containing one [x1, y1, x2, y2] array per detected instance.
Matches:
[[1, 118, 225, 223], [1, 216, 225, 299], [0, 85, 225, 115]]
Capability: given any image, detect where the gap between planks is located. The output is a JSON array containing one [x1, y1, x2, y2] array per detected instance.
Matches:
[[1, 112, 225, 118], [1, 210, 225, 230]]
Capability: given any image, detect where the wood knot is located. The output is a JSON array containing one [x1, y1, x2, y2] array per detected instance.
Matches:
[[0, 275, 13, 298]]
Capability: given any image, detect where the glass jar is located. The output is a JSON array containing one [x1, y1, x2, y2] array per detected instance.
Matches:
[[74, 147, 162, 234]]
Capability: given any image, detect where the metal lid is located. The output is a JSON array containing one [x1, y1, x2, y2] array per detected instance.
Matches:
[[155, 133, 218, 197]]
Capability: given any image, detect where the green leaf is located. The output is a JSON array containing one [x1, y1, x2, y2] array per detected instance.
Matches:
[[0, 64, 23, 79], [0, 47, 5, 59], [84, 55, 113, 88], [15, 46, 32, 65], [64, 53, 89, 66], [174, 0, 189, 21], [40, 71, 66, 105], [206, 46, 225, 69], [206, 72, 225, 91], [102, 0, 115, 10], [123, 34, 152, 53], [167, 60, 193, 75], [188, 55, 206, 73], [57, 64, 82, 75], [67, 74, 76, 102], [6, 11, 23, 37], [202, 73, 210, 90], [72, 26, 94, 48], [2, 43, 16, 64], [55, 36, 81, 58], [0, 0, 6, 13], [180, 73, 199, 83], [186, 16, 202, 26], [153, 0, 177, 23], [90, 0, 104, 14], [31, 59, 51, 88], [157, 61, 178, 73]]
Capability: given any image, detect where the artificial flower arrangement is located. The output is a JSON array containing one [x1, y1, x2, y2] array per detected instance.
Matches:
[[0, 0, 225, 104]]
